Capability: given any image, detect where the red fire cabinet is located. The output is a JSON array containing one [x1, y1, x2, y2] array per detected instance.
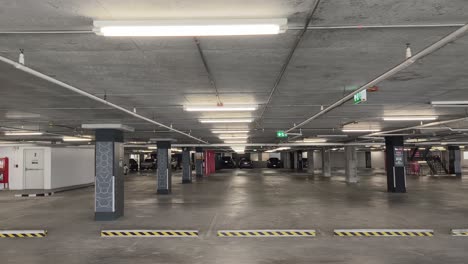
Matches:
[[0, 157, 9, 189]]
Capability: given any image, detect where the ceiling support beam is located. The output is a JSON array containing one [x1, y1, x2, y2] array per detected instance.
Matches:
[[286, 23, 468, 133], [0, 56, 209, 144]]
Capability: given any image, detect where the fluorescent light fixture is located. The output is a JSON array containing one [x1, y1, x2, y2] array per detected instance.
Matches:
[[431, 101, 468, 107], [218, 136, 249, 140], [296, 138, 327, 143], [265, 147, 291, 153], [317, 134, 348, 138], [94, 19, 287, 37], [184, 105, 257, 112], [342, 129, 380, 132], [200, 119, 253, 123], [405, 138, 428, 143], [224, 140, 247, 144], [148, 146, 157, 150], [63, 136, 92, 142], [82, 123, 134, 132], [4, 131, 43, 136], [383, 116, 438, 121], [211, 130, 250, 134]]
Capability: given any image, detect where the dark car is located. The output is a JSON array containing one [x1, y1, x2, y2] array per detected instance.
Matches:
[[239, 158, 253, 169], [140, 159, 156, 170], [221, 156, 235, 168], [129, 159, 139, 171], [267, 157, 282, 168]]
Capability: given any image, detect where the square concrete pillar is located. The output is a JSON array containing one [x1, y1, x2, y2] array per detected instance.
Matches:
[[94, 129, 124, 221], [182, 147, 192, 183], [345, 146, 358, 183], [307, 150, 315, 175], [157, 141, 172, 194], [322, 147, 331, 177]]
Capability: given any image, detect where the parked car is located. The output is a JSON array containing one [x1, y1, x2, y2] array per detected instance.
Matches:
[[140, 159, 156, 170], [221, 156, 235, 168], [267, 158, 282, 168], [129, 159, 139, 171], [239, 158, 253, 169]]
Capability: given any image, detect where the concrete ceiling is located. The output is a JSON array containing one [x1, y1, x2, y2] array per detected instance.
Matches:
[[0, 0, 467, 148]]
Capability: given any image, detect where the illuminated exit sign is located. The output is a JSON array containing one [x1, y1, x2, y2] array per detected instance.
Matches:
[[276, 130, 288, 138], [353, 90, 367, 104]]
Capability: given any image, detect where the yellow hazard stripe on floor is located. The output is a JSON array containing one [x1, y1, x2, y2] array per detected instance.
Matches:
[[334, 229, 434, 237], [217, 230, 316, 237], [451, 229, 468, 236], [101, 230, 199, 237], [0, 230, 47, 238]]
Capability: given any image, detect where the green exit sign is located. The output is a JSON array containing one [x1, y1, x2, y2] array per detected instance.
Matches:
[[354, 90, 367, 104], [276, 130, 288, 138]]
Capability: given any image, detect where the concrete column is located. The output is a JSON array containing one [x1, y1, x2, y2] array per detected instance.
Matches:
[[182, 147, 192, 183], [139, 153, 145, 170], [156, 141, 172, 194], [307, 150, 315, 175], [385, 136, 406, 193], [293, 151, 299, 170], [322, 147, 331, 177], [94, 129, 124, 221], [345, 146, 358, 183], [448, 146, 462, 177], [195, 147, 204, 178]]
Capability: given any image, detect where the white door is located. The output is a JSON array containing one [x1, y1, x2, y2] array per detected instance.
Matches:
[[24, 149, 45, 189]]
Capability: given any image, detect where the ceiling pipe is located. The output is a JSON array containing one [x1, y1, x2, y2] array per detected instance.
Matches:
[[125, 142, 384, 148], [366, 117, 468, 137], [0, 56, 208, 144], [256, 0, 321, 124], [286, 23, 468, 133]]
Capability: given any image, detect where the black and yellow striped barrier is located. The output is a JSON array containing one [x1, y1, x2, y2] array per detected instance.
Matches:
[[217, 229, 316, 237], [451, 229, 468, 236], [0, 230, 47, 238], [334, 229, 434, 237], [101, 230, 199, 237]]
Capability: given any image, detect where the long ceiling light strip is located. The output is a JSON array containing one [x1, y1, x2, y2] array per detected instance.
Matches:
[[431, 101, 468, 107], [342, 129, 381, 132], [4, 131, 43, 136], [383, 116, 438, 121], [200, 119, 253, 123], [185, 105, 258, 112], [211, 130, 250, 134], [94, 19, 288, 37]]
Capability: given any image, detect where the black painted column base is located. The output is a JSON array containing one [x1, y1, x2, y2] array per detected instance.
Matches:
[[182, 179, 192, 184], [157, 189, 170, 195], [95, 212, 123, 221]]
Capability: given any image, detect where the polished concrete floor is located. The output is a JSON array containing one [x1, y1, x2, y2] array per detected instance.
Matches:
[[1, 168, 468, 263]]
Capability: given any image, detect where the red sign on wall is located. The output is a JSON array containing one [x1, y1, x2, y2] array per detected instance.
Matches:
[[0, 157, 9, 188]]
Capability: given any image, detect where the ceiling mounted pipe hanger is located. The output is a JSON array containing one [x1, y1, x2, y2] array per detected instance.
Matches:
[[285, 23, 468, 134], [194, 37, 223, 106], [0, 56, 208, 144], [256, 0, 322, 125]]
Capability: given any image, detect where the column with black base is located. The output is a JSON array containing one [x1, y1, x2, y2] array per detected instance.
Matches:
[[448, 146, 462, 177], [94, 129, 125, 221], [195, 147, 204, 178], [385, 136, 406, 193], [182, 147, 192, 183], [157, 141, 172, 194]]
